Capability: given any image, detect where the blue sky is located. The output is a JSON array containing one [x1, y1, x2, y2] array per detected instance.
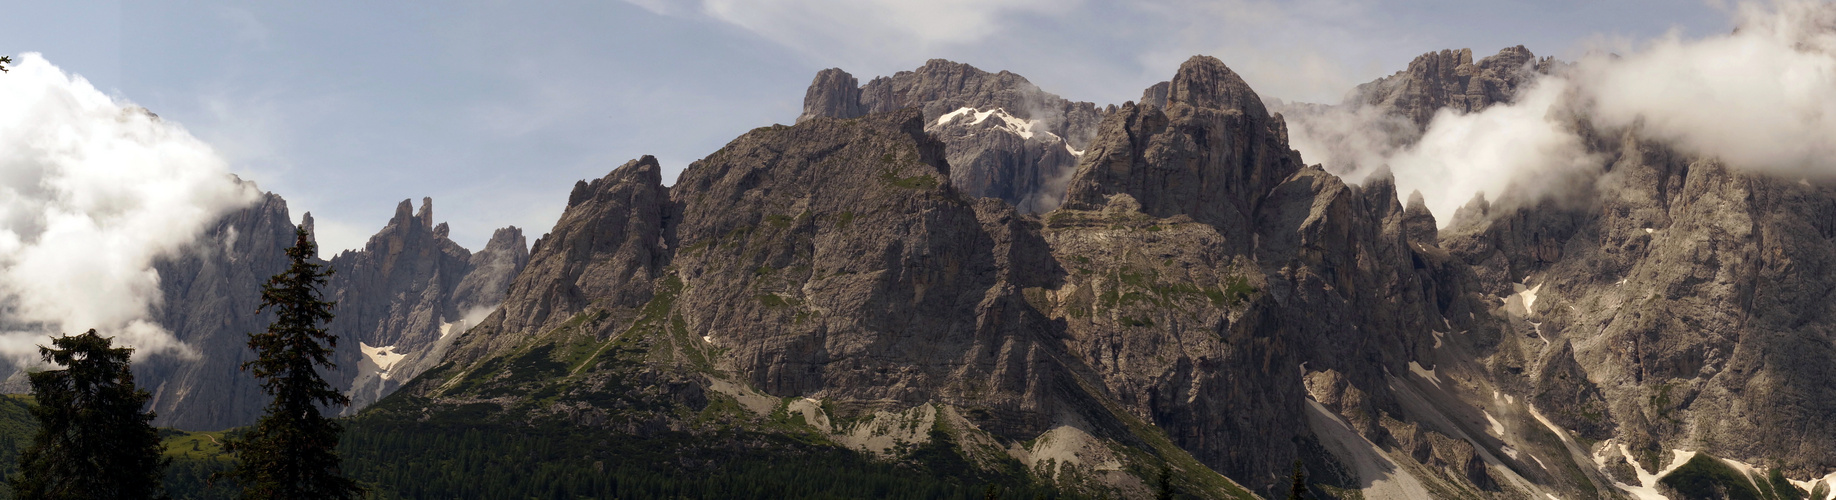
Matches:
[[0, 0, 1732, 253]]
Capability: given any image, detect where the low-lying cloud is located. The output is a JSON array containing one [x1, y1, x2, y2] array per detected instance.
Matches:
[[0, 54, 258, 362], [1286, 0, 1836, 225], [1575, 0, 1836, 176]]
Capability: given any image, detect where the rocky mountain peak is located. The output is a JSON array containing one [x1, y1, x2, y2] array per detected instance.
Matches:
[[793, 61, 1105, 214], [567, 155, 661, 210], [1168, 55, 1267, 118], [1060, 55, 1301, 235], [1139, 80, 1171, 108], [494, 155, 669, 345], [796, 68, 865, 123], [300, 211, 317, 247], [416, 196, 434, 228], [391, 198, 415, 224], [1350, 45, 1544, 129]]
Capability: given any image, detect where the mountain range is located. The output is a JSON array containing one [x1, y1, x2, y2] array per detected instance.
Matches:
[[8, 45, 1835, 500]]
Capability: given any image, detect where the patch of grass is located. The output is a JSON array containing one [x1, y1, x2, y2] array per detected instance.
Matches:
[[757, 294, 800, 309], [1222, 276, 1258, 306], [680, 239, 715, 255], [1658, 453, 1764, 500], [765, 214, 795, 229], [878, 168, 940, 190], [160, 429, 232, 463]]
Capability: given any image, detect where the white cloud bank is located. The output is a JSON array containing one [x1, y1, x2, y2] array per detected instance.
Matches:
[[1576, 0, 1836, 176], [1288, 0, 1836, 224], [0, 54, 258, 361]]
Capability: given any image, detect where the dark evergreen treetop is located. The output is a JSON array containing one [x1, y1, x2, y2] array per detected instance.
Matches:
[[8, 330, 169, 500], [224, 228, 362, 500]]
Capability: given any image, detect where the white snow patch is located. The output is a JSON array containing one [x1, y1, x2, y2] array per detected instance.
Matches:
[[1801, 178, 1813, 187], [1503, 445, 1520, 459], [1643, 227, 1655, 234], [702, 335, 713, 343], [932, 106, 1050, 141], [1408, 361, 1441, 389], [1505, 282, 1544, 317], [1066, 143, 1084, 156], [1484, 410, 1506, 436], [1797, 471, 1836, 500], [934, 107, 977, 126], [1605, 445, 1697, 500], [359, 342, 406, 381], [1432, 330, 1445, 349], [1789, 471, 1836, 500]]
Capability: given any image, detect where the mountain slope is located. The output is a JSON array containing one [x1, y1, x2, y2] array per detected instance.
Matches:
[[339, 50, 1836, 499]]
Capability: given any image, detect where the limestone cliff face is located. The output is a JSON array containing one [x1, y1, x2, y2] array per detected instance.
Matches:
[[141, 193, 298, 431], [328, 198, 530, 413], [798, 60, 1106, 213], [1443, 126, 1836, 479]]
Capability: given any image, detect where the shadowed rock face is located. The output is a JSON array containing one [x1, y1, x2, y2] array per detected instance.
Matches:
[[327, 198, 530, 413], [140, 192, 299, 431], [797, 60, 1106, 213], [112, 193, 529, 430]]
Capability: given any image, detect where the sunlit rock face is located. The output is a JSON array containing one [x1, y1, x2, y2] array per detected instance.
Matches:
[[798, 59, 1106, 213]]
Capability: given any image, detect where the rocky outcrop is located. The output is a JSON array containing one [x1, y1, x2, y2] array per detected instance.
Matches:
[[1349, 46, 1548, 130], [796, 60, 1106, 213], [797, 68, 863, 125]]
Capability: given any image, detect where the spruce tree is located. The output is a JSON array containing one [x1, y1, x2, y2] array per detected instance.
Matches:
[[1288, 460, 1310, 500], [224, 228, 362, 499], [8, 329, 169, 499], [1156, 466, 1175, 500]]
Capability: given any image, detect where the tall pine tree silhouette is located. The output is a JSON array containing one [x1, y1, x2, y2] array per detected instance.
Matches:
[[8, 330, 168, 499], [224, 227, 362, 499]]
